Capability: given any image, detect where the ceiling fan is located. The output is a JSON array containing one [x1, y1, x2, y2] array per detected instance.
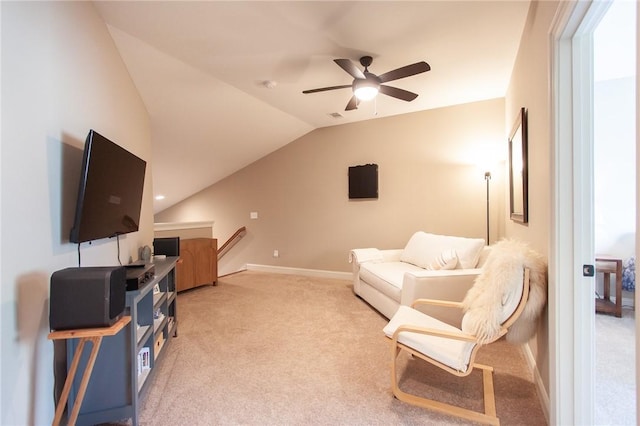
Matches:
[[302, 56, 431, 111]]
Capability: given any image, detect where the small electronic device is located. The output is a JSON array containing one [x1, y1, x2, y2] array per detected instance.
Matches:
[[153, 237, 180, 256], [125, 263, 155, 291]]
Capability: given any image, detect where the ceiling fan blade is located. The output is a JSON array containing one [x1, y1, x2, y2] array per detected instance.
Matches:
[[302, 84, 352, 94], [334, 59, 366, 79], [379, 85, 419, 102], [345, 96, 359, 111], [378, 62, 431, 83]]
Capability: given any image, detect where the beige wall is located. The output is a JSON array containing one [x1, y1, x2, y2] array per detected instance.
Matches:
[[155, 0, 560, 412], [155, 98, 506, 275], [504, 0, 561, 404], [1, 2, 152, 423]]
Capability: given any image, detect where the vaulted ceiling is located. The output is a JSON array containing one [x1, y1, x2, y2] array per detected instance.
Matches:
[[93, 1, 531, 213]]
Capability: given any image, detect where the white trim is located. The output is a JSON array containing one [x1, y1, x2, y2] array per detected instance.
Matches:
[[522, 343, 550, 422], [571, 6, 598, 424], [153, 221, 214, 231], [550, 1, 613, 424], [245, 264, 352, 280], [218, 265, 248, 278], [549, 3, 580, 423]]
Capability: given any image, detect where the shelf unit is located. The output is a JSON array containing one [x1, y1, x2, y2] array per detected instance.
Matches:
[[64, 257, 179, 426]]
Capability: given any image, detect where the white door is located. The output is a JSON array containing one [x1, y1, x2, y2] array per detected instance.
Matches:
[[593, 2, 637, 422]]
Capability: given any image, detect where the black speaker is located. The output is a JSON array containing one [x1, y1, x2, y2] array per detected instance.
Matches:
[[49, 266, 126, 330], [153, 237, 180, 256]]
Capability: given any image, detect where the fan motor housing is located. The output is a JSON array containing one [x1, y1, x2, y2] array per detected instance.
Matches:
[[359, 55, 374, 68]]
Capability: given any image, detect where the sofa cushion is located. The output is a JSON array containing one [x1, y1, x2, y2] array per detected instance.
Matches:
[[400, 232, 485, 269], [359, 261, 425, 301]]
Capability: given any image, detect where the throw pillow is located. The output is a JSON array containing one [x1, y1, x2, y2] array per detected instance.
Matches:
[[426, 249, 458, 270]]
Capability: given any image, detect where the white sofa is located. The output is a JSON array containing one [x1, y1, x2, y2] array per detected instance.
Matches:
[[350, 232, 489, 326]]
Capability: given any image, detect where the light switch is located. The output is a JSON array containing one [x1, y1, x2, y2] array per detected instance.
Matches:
[[250, 211, 258, 219]]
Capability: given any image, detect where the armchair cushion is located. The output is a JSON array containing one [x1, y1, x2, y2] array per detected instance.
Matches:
[[383, 305, 476, 372], [400, 232, 485, 269]]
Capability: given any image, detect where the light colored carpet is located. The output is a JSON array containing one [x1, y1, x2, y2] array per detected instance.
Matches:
[[134, 271, 546, 425], [595, 307, 636, 425]]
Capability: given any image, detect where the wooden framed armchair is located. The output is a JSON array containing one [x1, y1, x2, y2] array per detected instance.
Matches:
[[383, 266, 532, 426]]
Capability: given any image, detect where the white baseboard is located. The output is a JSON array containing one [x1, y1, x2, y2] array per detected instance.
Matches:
[[522, 342, 550, 423], [245, 264, 352, 280], [218, 266, 247, 278]]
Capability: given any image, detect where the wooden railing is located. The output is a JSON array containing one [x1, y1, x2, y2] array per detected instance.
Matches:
[[217, 226, 247, 260]]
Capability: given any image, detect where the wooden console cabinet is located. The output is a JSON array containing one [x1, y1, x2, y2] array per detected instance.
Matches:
[[63, 257, 179, 426], [176, 238, 217, 292]]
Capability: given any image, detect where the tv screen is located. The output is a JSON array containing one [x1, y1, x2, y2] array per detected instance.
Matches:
[[348, 164, 378, 199], [70, 129, 147, 244]]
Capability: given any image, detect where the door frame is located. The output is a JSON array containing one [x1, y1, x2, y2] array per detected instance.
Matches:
[[549, 2, 593, 421], [550, 1, 637, 424]]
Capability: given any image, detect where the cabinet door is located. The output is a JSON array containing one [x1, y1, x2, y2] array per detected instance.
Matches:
[[176, 238, 217, 292]]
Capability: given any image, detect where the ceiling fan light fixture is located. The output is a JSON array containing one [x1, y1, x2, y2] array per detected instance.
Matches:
[[353, 80, 379, 101], [303, 56, 430, 110]]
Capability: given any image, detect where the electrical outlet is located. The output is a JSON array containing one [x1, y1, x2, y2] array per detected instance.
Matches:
[[273, 249, 279, 258], [250, 211, 258, 219]]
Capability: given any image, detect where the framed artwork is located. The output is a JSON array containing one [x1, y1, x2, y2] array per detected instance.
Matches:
[[508, 107, 528, 223]]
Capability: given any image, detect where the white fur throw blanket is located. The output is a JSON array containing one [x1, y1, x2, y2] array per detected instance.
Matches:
[[461, 239, 547, 344]]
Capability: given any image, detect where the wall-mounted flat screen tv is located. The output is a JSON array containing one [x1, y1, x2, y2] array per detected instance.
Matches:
[[70, 129, 147, 244], [348, 163, 378, 199]]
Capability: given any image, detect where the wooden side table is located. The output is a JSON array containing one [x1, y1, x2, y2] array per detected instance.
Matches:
[[595, 257, 623, 318], [48, 316, 131, 426]]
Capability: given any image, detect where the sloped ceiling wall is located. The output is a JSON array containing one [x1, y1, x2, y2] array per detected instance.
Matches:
[[94, 1, 530, 213]]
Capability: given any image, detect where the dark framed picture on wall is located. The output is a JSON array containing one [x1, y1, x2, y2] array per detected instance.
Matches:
[[348, 164, 378, 199], [508, 107, 528, 223]]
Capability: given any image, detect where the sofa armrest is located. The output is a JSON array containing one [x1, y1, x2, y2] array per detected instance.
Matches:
[[350, 248, 404, 299], [401, 269, 481, 327], [349, 248, 382, 265], [380, 249, 403, 262], [349, 248, 403, 264]]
